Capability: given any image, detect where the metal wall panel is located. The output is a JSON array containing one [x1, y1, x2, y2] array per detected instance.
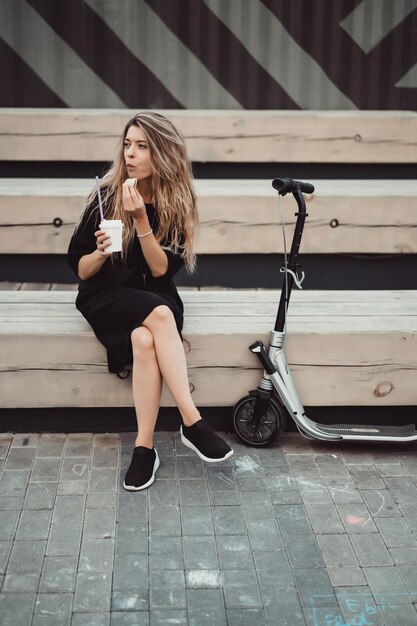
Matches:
[[0, 0, 416, 109]]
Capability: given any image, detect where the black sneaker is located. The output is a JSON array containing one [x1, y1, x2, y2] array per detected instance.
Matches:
[[180, 420, 234, 463], [123, 446, 160, 491]]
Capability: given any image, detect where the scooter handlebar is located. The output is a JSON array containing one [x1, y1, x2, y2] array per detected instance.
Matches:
[[272, 177, 314, 195]]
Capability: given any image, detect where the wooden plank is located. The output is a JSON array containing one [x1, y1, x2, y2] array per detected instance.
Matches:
[[0, 290, 415, 407], [0, 178, 416, 254], [1, 109, 416, 163]]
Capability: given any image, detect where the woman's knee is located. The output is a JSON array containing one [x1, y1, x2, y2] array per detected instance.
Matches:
[[131, 326, 155, 355], [146, 305, 175, 327]]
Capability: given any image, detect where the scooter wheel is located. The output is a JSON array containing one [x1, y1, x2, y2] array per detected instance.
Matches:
[[232, 395, 284, 447]]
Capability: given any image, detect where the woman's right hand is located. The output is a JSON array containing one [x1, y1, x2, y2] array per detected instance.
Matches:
[[94, 230, 112, 257]]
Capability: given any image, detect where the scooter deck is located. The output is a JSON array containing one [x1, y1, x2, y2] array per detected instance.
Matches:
[[299, 420, 417, 442]]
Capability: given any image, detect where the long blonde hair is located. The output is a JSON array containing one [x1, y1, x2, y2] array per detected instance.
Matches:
[[85, 112, 198, 272]]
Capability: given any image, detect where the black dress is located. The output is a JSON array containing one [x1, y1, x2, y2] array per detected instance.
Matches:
[[67, 200, 185, 374]]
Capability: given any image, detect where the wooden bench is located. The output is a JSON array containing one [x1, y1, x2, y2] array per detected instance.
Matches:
[[1, 289, 416, 409], [1, 178, 416, 255]]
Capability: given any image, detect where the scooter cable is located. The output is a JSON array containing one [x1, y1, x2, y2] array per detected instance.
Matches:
[[277, 193, 290, 374]]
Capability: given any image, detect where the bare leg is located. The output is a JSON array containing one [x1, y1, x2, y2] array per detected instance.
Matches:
[[141, 305, 201, 426], [131, 326, 162, 448]]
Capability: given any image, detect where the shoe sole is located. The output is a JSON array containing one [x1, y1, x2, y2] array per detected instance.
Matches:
[[180, 427, 234, 463], [123, 451, 160, 491]]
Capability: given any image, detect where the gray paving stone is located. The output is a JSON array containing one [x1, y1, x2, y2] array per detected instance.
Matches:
[[149, 570, 186, 609], [37, 434, 66, 457], [79, 537, 114, 572], [185, 569, 223, 589], [325, 477, 363, 504], [340, 447, 372, 465], [364, 566, 411, 604], [47, 523, 83, 556], [58, 481, 88, 495], [376, 463, 406, 477], [252, 550, 293, 588], [240, 490, 274, 520], [73, 572, 111, 612], [367, 445, 398, 464], [281, 433, 312, 454], [375, 517, 417, 548], [73, 613, 110, 626], [212, 505, 246, 535], [24, 482, 57, 509], [155, 457, 176, 479], [115, 520, 148, 554], [113, 553, 148, 592], [92, 446, 119, 468], [237, 477, 269, 492], [222, 569, 263, 608], [316, 535, 359, 568], [178, 479, 209, 506], [112, 590, 148, 611], [227, 608, 266, 626], [176, 456, 205, 479], [304, 605, 345, 626], [60, 457, 90, 482], [149, 480, 179, 507], [149, 610, 187, 626], [286, 454, 321, 478], [350, 533, 393, 567], [188, 588, 227, 626], [233, 454, 266, 478], [0, 435, 12, 458], [297, 478, 332, 504], [292, 568, 336, 607], [2, 573, 39, 592], [0, 592, 35, 626], [15, 509, 52, 540], [335, 589, 384, 626], [111, 611, 148, 625], [183, 536, 219, 570], [382, 476, 417, 504], [149, 535, 184, 570], [275, 504, 312, 535], [267, 475, 303, 505], [89, 468, 118, 493], [52, 495, 85, 525], [305, 503, 345, 534], [262, 585, 305, 626], [84, 507, 116, 538], [256, 442, 286, 467], [209, 491, 241, 506], [336, 503, 378, 533], [181, 505, 215, 536], [65, 434, 93, 457], [87, 493, 116, 509], [0, 542, 12, 575], [216, 535, 253, 570], [361, 489, 401, 518], [4, 447, 36, 470], [31, 458, 61, 482], [397, 563, 417, 595], [93, 434, 120, 447], [0, 496, 24, 510], [348, 465, 386, 489], [11, 434, 40, 447], [206, 467, 237, 491], [39, 555, 77, 593], [379, 604, 417, 626], [314, 453, 350, 477], [388, 547, 417, 564], [327, 566, 366, 587], [6, 539, 46, 574], [32, 592, 72, 626], [117, 493, 147, 520], [150, 505, 181, 537], [286, 534, 325, 569], [0, 470, 30, 496], [0, 510, 19, 540], [246, 517, 284, 551], [398, 503, 417, 533]]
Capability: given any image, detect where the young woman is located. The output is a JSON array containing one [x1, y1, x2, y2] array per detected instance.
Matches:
[[68, 112, 233, 491]]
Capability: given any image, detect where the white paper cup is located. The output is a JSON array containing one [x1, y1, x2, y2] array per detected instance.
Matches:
[[99, 219, 124, 253]]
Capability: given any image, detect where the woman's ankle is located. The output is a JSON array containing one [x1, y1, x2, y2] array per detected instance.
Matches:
[[134, 437, 154, 449], [181, 412, 202, 428]]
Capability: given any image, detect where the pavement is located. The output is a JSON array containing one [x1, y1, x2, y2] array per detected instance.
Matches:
[[0, 430, 417, 626]]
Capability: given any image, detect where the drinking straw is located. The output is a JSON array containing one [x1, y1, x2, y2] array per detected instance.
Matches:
[[95, 176, 104, 222]]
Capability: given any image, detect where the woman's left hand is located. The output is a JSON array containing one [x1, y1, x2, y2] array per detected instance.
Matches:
[[122, 181, 147, 220]]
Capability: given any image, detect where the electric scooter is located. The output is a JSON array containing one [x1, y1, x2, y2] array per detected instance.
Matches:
[[232, 177, 417, 446]]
